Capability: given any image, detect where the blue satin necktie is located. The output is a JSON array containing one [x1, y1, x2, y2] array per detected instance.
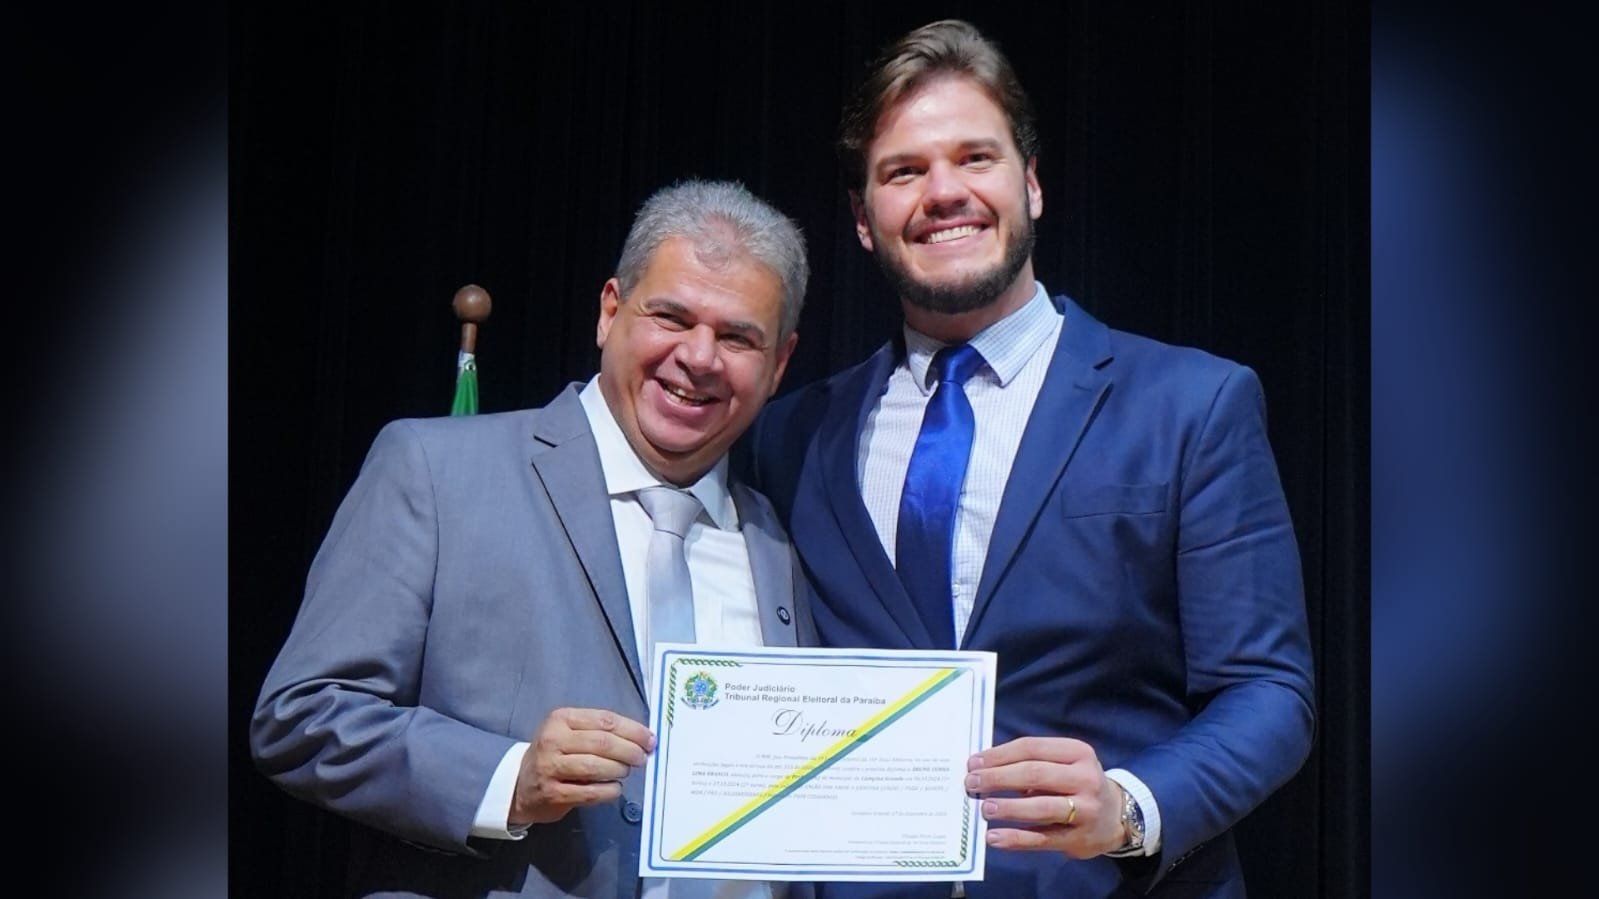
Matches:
[[896, 343, 985, 649]]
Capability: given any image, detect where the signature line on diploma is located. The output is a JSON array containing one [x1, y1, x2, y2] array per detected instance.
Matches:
[[669, 667, 964, 862]]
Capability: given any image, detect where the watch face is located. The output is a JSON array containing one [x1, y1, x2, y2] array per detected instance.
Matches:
[[1123, 790, 1145, 844]]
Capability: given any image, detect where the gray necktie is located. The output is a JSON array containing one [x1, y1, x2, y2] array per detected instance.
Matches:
[[636, 486, 703, 679], [636, 491, 745, 899]]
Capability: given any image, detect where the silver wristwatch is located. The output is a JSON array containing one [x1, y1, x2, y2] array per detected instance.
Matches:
[[1116, 787, 1146, 854]]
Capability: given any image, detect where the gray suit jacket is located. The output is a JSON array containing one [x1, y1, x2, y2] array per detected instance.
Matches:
[[252, 385, 818, 898]]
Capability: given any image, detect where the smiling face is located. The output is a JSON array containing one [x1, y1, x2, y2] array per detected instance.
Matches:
[[596, 235, 797, 486], [853, 75, 1043, 342]]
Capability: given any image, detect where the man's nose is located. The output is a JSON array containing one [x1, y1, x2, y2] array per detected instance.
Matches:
[[674, 324, 719, 371], [923, 161, 970, 212]]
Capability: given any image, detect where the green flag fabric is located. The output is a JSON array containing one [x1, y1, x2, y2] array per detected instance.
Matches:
[[451, 351, 478, 416]]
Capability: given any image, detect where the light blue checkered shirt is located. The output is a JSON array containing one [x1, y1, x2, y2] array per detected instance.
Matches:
[[858, 282, 1062, 643]]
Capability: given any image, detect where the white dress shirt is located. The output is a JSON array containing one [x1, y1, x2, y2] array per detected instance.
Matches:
[[858, 283, 1162, 860], [470, 377, 783, 899]]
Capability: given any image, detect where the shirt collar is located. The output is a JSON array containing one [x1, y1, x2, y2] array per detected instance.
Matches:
[[577, 377, 738, 530], [902, 281, 1060, 394]]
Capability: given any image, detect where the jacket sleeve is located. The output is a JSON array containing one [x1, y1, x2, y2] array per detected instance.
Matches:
[[249, 420, 516, 853], [1121, 365, 1317, 883]]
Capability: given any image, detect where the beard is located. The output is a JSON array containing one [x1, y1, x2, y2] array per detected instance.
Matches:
[[871, 214, 1036, 316]]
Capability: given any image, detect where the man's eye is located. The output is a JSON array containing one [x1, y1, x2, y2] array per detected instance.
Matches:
[[721, 334, 757, 350], [887, 167, 920, 183]]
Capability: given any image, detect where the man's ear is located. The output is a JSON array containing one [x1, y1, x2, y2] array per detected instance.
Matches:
[[849, 190, 874, 252], [769, 331, 799, 396], [1025, 157, 1043, 220], [596, 278, 623, 348]]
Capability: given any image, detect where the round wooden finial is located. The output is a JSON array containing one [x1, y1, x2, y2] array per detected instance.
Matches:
[[453, 284, 492, 323], [453, 284, 492, 355]]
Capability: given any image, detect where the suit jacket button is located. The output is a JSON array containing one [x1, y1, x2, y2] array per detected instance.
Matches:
[[622, 801, 642, 824], [777, 607, 791, 625]]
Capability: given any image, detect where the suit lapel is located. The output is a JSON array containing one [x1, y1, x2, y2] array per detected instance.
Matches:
[[964, 297, 1115, 644], [816, 342, 933, 647], [732, 485, 799, 648], [527, 387, 645, 701]]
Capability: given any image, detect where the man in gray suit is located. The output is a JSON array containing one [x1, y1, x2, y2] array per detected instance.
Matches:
[[252, 179, 816, 899]]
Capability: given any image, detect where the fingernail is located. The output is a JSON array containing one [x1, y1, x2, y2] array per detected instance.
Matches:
[[964, 774, 979, 791], [982, 801, 998, 817], [967, 755, 983, 770]]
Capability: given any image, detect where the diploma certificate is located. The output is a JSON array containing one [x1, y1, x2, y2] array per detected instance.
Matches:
[[639, 645, 996, 881]]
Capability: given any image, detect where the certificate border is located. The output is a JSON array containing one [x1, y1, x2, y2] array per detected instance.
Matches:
[[639, 646, 995, 881], [672, 666, 963, 861]]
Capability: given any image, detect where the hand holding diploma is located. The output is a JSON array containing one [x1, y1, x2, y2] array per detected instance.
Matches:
[[511, 708, 655, 826], [966, 736, 1128, 858]]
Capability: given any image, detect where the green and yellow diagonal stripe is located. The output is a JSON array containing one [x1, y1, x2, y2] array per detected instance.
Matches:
[[669, 667, 964, 862]]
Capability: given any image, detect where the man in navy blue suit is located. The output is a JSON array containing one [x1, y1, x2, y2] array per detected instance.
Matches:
[[744, 20, 1315, 898]]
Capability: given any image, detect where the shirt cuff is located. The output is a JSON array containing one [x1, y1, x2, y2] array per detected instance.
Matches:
[[1103, 768, 1162, 857], [469, 742, 532, 840]]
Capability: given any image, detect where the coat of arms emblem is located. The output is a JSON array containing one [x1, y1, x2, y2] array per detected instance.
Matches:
[[682, 671, 719, 710]]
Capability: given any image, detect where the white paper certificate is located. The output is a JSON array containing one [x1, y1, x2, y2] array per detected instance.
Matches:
[[638, 645, 996, 881]]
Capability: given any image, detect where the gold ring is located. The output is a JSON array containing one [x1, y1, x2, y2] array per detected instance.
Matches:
[[1064, 796, 1078, 826]]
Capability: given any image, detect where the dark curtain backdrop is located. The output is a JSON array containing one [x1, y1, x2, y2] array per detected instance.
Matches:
[[230, 2, 1368, 896]]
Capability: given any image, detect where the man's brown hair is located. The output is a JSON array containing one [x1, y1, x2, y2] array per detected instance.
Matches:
[[838, 19, 1040, 191]]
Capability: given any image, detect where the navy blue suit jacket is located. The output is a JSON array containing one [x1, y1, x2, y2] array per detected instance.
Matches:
[[743, 296, 1314, 898]]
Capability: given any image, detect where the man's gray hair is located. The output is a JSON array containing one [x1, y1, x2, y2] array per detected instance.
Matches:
[[615, 179, 809, 339]]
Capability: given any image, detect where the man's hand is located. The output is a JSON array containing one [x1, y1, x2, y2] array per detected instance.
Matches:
[[966, 736, 1128, 859], [510, 708, 655, 826]]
